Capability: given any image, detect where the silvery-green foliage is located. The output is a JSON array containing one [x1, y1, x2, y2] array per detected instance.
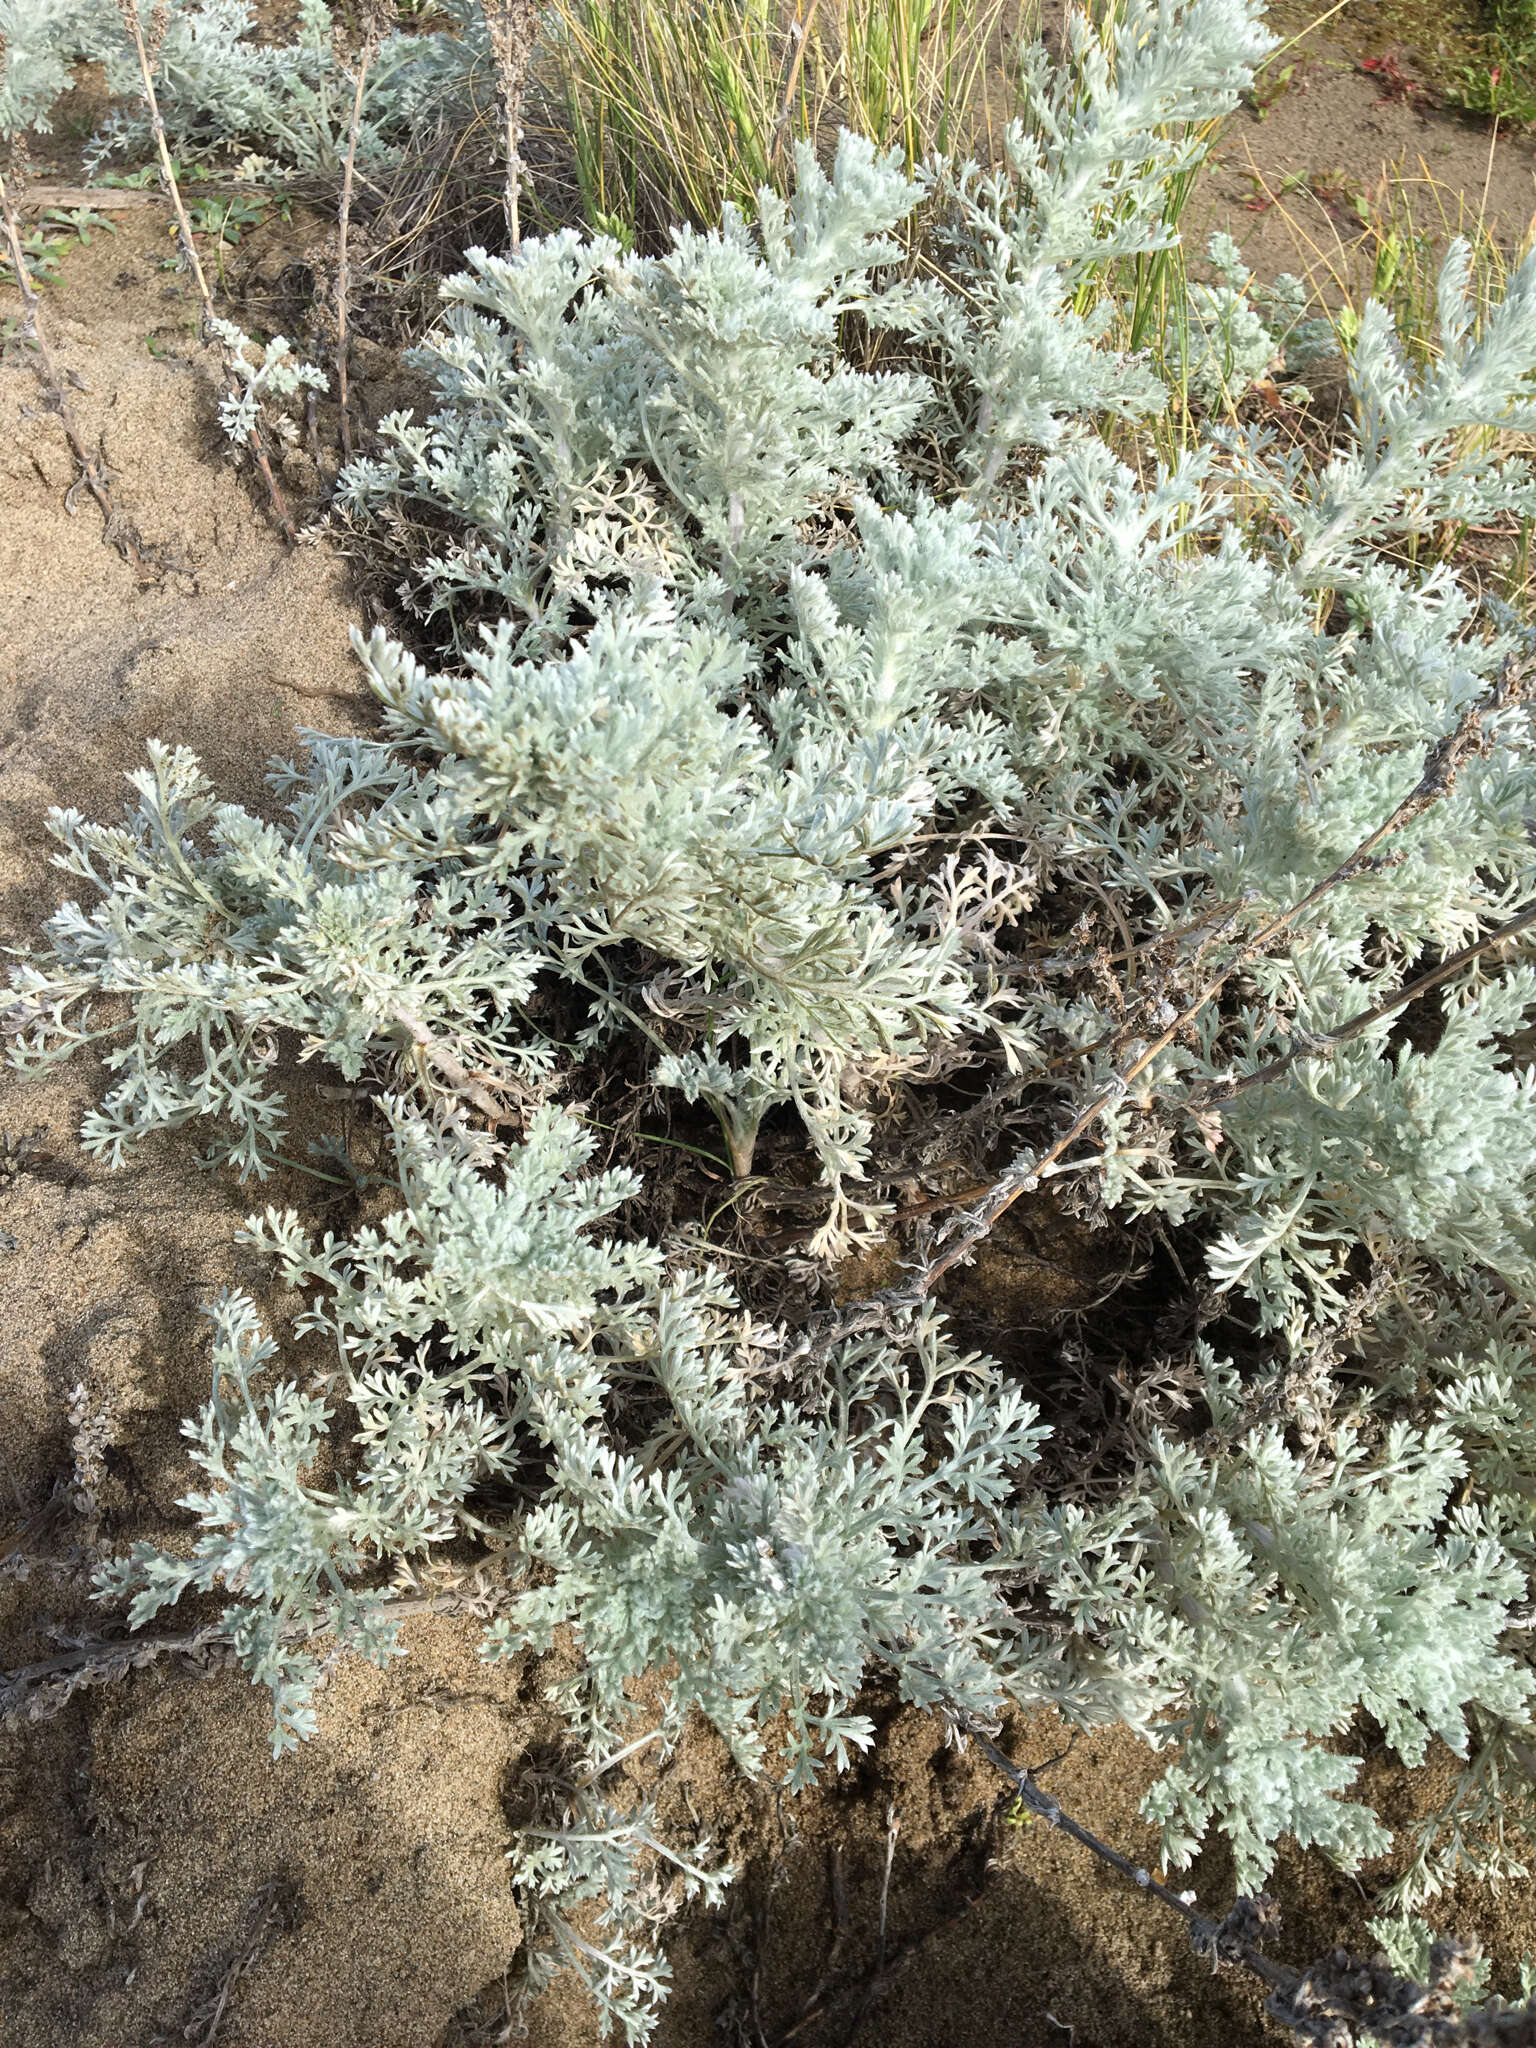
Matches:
[[97, 1096, 656, 1751], [207, 317, 327, 445], [16, 4, 1536, 1300], [9, 738, 552, 1173], [1101, 950, 1536, 1339], [1199, 969, 1536, 1325], [334, 92, 1536, 1311], [245, 1094, 663, 1369], [483, 1305, 1048, 1782], [1088, 547, 1536, 1330], [18, 132, 1041, 1231], [999, 0, 1273, 278], [88, 1091, 1536, 1987], [1366, 1915, 1499, 2009], [343, 588, 1023, 1227], [12, 0, 1536, 2023], [0, 0, 101, 134], [106, 1088, 1047, 1770], [95, 0, 483, 175], [341, 137, 937, 619], [1020, 1359, 1532, 1887], [1383, 1707, 1536, 1918], [508, 1793, 732, 2046], [1222, 236, 1536, 580], [164, 0, 480, 172], [101, 1102, 1051, 1965], [1165, 232, 1305, 407], [99, 0, 341, 164], [884, 0, 1275, 481], [1429, 1306, 1536, 1574], [1323, 1283, 1536, 1913], [0, 0, 481, 168], [94, 1288, 430, 1751]]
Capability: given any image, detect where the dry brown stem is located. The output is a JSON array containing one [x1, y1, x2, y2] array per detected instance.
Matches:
[[967, 1724, 1533, 2048], [390, 1005, 520, 1126], [481, 0, 540, 248], [1190, 894, 1536, 1110], [797, 654, 1528, 1362], [16, 184, 159, 212], [0, 1591, 491, 1729], [335, 3, 389, 462], [114, 0, 297, 540]]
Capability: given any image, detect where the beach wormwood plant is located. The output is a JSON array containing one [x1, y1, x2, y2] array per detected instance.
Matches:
[[9, 0, 1536, 2034]]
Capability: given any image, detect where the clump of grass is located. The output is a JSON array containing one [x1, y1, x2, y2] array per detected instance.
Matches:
[[530, 0, 1278, 499], [538, 0, 1011, 246], [1233, 147, 1533, 369]]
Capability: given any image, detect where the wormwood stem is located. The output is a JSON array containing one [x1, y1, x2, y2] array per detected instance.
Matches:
[[967, 1722, 1526, 2047], [0, 1593, 484, 1726], [802, 652, 1530, 1360], [482, 0, 539, 250], [114, 0, 297, 540], [389, 1004, 517, 1126], [335, 3, 387, 463], [1191, 894, 1536, 1109], [770, 0, 824, 177]]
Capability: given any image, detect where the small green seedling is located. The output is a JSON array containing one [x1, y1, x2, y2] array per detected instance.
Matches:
[[0, 229, 66, 287], [40, 207, 117, 247]]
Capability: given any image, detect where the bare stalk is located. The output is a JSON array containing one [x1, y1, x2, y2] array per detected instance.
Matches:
[[113, 0, 212, 303], [0, 1591, 491, 1728], [1190, 895, 1536, 1110], [335, 3, 387, 463], [482, 0, 539, 249], [967, 1724, 1527, 2048], [113, 0, 296, 540], [798, 654, 1528, 1360], [770, 0, 825, 178], [390, 1004, 520, 1126]]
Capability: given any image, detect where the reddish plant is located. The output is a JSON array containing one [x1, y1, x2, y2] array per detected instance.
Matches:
[[1361, 49, 1431, 106]]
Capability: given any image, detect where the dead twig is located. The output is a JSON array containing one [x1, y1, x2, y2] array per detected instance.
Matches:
[[770, 0, 824, 176], [773, 1809, 998, 2047], [795, 654, 1526, 1364], [162, 1878, 302, 2048], [876, 1802, 898, 1972], [967, 1721, 1536, 2048], [113, 0, 296, 540], [335, 1, 389, 463], [0, 1591, 492, 1728], [15, 185, 160, 212], [481, 0, 540, 249], [0, 1621, 236, 1726], [390, 1005, 521, 1126], [1188, 896, 1536, 1109]]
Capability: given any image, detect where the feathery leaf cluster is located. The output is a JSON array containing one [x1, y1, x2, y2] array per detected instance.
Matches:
[[10, 0, 1536, 2033]]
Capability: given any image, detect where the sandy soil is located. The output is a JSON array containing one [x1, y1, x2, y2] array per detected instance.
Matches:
[[0, 207, 550, 2048], [1195, 47, 1536, 286], [2, 55, 1536, 2048]]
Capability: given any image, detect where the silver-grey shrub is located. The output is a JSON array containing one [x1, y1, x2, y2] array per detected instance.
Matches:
[[2, 0, 484, 167], [11, 0, 1536, 2033]]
